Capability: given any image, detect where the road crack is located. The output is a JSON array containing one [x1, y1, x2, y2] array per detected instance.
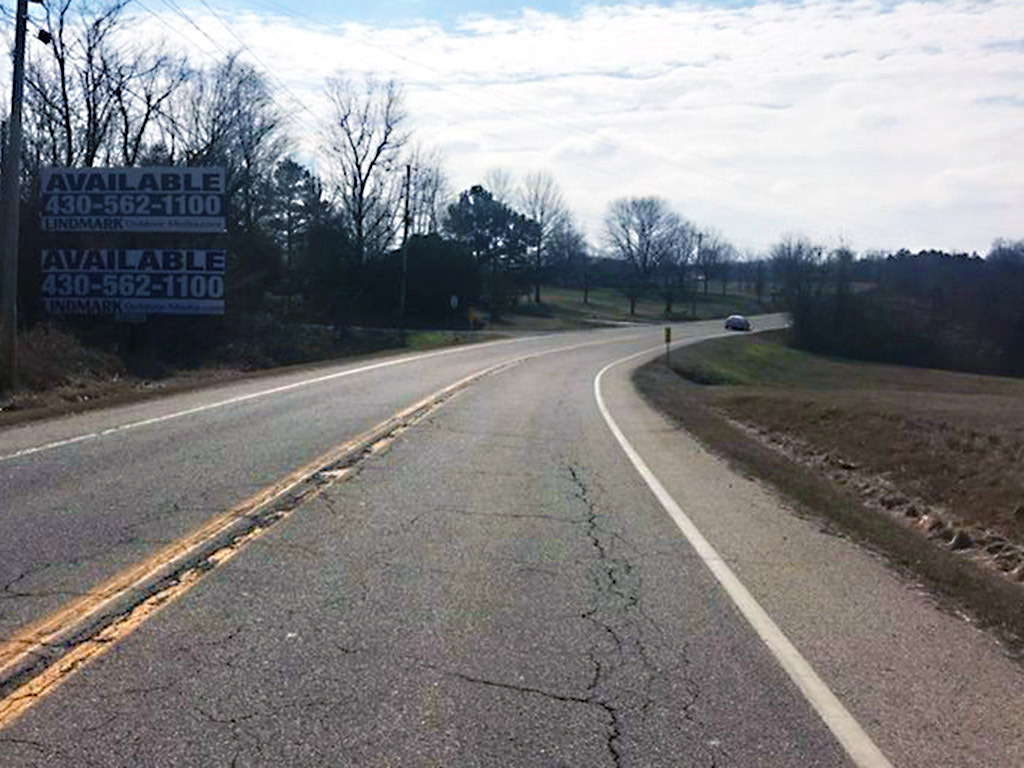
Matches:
[[567, 461, 722, 766]]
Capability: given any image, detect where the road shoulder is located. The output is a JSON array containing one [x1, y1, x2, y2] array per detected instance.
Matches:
[[604, 351, 1024, 767]]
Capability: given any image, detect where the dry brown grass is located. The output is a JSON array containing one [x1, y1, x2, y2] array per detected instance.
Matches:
[[677, 332, 1024, 541], [17, 324, 125, 392]]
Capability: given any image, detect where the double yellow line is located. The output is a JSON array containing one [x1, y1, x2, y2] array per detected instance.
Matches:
[[0, 327, 659, 730], [0, 357, 521, 729]]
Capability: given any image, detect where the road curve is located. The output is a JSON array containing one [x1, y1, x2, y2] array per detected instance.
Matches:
[[1, 316, 1022, 766]]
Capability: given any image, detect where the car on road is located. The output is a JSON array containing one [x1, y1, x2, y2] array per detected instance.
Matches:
[[724, 314, 751, 331]]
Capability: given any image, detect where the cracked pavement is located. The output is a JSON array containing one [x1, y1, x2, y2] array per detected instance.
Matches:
[[0, 321, 857, 766], [0, 329, 621, 642], [5, 317, 1022, 765]]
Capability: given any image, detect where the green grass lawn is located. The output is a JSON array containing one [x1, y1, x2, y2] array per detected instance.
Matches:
[[673, 329, 1024, 395], [510, 285, 765, 329]]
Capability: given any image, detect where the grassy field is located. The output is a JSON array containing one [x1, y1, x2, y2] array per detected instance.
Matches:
[[666, 330, 1024, 538], [634, 330, 1024, 647], [498, 285, 765, 330]]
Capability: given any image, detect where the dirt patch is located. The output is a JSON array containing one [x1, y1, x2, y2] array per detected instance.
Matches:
[[634, 336, 1024, 653], [731, 418, 1024, 581]]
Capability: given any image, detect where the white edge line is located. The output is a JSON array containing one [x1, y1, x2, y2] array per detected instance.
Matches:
[[0, 356, 522, 682], [1, 336, 528, 461], [594, 342, 894, 768], [1, 327, 659, 463]]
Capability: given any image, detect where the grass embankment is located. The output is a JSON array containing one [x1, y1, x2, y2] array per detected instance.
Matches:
[[635, 330, 1024, 647], [503, 286, 765, 331]]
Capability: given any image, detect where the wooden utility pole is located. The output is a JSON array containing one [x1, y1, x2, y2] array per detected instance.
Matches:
[[1, 0, 30, 391], [398, 163, 411, 336]]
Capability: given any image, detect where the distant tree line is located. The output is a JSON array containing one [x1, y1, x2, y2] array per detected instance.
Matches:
[[3, 1, 1020, 381], [2, 0, 750, 340], [769, 236, 1024, 376]]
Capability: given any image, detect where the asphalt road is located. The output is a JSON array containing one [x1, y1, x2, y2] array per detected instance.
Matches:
[[1, 317, 1022, 766]]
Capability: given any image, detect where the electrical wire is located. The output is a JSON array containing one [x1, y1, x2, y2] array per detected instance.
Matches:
[[220, 0, 875, 247]]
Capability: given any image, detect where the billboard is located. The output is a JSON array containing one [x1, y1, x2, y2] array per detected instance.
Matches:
[[40, 167, 226, 233], [41, 248, 226, 316]]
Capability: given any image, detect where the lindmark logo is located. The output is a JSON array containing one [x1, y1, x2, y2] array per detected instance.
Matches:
[[42, 217, 125, 231]]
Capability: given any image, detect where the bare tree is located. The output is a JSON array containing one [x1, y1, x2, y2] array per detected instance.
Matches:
[[771, 235, 824, 303], [324, 76, 408, 263], [165, 57, 240, 165], [483, 167, 515, 205], [110, 44, 188, 166], [407, 144, 451, 236], [657, 218, 697, 315], [24, 0, 132, 167], [604, 197, 679, 315], [718, 242, 737, 296], [695, 230, 729, 296], [233, 70, 286, 231], [166, 54, 285, 230], [547, 216, 589, 301], [518, 171, 568, 303]]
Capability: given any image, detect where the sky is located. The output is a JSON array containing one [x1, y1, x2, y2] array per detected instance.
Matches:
[[15, 0, 1024, 254]]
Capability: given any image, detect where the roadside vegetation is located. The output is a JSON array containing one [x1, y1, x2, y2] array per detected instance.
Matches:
[[1, 1, 766, 403], [635, 330, 1024, 648], [785, 241, 1024, 377], [0, 321, 488, 430], [0, 280, 761, 427], [4, 1, 1021, 434]]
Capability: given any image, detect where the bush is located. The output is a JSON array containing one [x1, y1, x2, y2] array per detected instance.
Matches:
[[17, 324, 124, 392]]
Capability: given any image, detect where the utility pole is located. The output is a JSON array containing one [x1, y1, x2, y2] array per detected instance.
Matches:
[[398, 163, 411, 340], [1, 0, 31, 392], [691, 232, 702, 319]]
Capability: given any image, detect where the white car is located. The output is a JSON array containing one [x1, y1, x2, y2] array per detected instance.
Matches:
[[724, 314, 751, 331]]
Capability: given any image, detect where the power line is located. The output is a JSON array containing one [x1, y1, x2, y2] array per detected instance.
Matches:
[[152, 0, 235, 59], [137, 0, 645, 219], [227, 0, 873, 243], [128, 2, 869, 250], [133, 0, 335, 165], [190, 0, 323, 125]]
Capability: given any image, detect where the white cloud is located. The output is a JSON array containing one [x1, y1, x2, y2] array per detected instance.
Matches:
[[14, 0, 1024, 253]]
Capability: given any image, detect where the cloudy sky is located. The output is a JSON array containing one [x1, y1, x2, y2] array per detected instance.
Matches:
[[23, 0, 1024, 253]]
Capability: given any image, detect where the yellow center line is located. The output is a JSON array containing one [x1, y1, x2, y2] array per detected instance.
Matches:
[[0, 329, 657, 730]]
